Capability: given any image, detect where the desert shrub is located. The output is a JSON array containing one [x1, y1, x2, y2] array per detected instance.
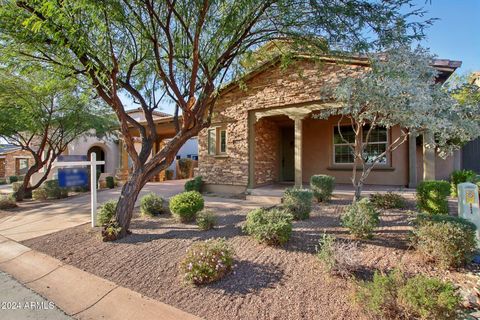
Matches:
[[11, 181, 22, 192], [177, 158, 193, 179], [243, 208, 293, 245], [185, 176, 203, 192], [169, 191, 204, 222], [43, 180, 68, 199], [450, 169, 477, 197], [101, 221, 122, 242], [316, 233, 359, 277], [197, 210, 216, 230], [310, 175, 335, 202], [32, 188, 48, 201], [356, 270, 460, 320], [341, 198, 380, 239], [97, 200, 118, 225], [282, 188, 313, 220], [180, 238, 234, 285], [8, 176, 18, 183], [370, 192, 406, 209], [397, 275, 460, 320], [165, 169, 174, 180], [106, 176, 115, 189], [416, 180, 450, 215], [0, 195, 16, 209], [140, 193, 164, 217], [0, 179, 6, 185], [411, 214, 476, 268]]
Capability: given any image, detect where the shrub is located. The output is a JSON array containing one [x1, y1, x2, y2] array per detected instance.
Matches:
[[316, 233, 360, 277], [243, 208, 293, 245], [43, 180, 68, 199], [97, 200, 118, 225], [185, 176, 203, 192], [180, 238, 234, 285], [370, 192, 407, 209], [11, 181, 22, 192], [411, 214, 476, 268], [0, 179, 6, 185], [165, 169, 174, 180], [0, 195, 16, 209], [397, 275, 460, 320], [140, 193, 164, 217], [32, 188, 48, 201], [356, 270, 460, 320], [197, 210, 216, 230], [450, 169, 477, 197], [101, 221, 122, 242], [416, 180, 450, 215], [177, 158, 193, 179], [310, 175, 335, 202], [8, 176, 18, 183], [106, 176, 115, 189], [341, 198, 380, 239], [169, 191, 204, 222], [282, 188, 313, 220]]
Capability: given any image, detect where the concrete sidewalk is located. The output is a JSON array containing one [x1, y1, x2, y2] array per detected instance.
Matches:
[[0, 236, 201, 320]]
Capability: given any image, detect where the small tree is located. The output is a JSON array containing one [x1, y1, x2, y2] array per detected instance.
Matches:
[[315, 46, 480, 200], [0, 68, 114, 200]]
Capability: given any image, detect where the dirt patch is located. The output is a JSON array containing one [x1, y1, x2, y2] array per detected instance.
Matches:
[[22, 195, 475, 320]]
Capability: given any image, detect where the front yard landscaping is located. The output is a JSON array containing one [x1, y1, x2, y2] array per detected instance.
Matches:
[[21, 194, 479, 320]]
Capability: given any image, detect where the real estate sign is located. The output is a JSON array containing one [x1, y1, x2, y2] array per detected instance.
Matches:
[[458, 182, 480, 246]]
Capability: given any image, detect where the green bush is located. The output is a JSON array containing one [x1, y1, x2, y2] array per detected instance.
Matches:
[[370, 192, 407, 209], [341, 198, 380, 239], [106, 176, 115, 189], [310, 175, 335, 202], [397, 275, 460, 320], [0, 179, 6, 185], [43, 180, 68, 199], [11, 181, 23, 192], [412, 214, 476, 268], [416, 180, 450, 215], [356, 270, 460, 320], [180, 238, 234, 285], [0, 195, 16, 209], [197, 210, 216, 230], [8, 176, 18, 183], [140, 193, 164, 217], [177, 158, 193, 179], [169, 191, 204, 222], [101, 221, 122, 242], [243, 208, 293, 245], [316, 233, 359, 277], [32, 188, 48, 201], [450, 169, 477, 197], [185, 176, 203, 192], [165, 169, 174, 180], [97, 200, 118, 225], [282, 188, 313, 220]]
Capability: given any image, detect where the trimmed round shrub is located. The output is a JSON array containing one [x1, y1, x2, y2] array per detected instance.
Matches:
[[341, 198, 380, 239], [97, 200, 118, 225], [32, 188, 48, 201], [397, 275, 460, 320], [370, 192, 406, 209], [450, 169, 477, 197], [197, 210, 216, 230], [412, 214, 476, 269], [180, 238, 234, 285], [310, 175, 335, 202], [184, 176, 203, 192], [106, 176, 115, 189], [169, 191, 204, 222], [416, 180, 450, 215], [140, 193, 164, 217], [8, 176, 19, 183], [243, 208, 293, 245], [0, 195, 16, 209], [282, 188, 313, 220], [43, 179, 68, 199]]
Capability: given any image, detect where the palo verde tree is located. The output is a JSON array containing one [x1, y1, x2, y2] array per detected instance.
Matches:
[[314, 46, 480, 201], [0, 68, 114, 201], [0, 0, 432, 239]]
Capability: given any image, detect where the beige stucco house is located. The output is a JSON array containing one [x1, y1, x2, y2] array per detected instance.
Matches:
[[197, 55, 462, 194]]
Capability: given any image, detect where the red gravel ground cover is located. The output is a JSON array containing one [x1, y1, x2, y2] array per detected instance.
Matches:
[[22, 196, 475, 320]]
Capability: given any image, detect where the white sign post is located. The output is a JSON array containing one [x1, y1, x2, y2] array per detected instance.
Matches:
[[55, 153, 105, 227]]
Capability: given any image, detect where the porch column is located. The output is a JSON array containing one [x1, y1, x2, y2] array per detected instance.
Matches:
[[408, 134, 417, 188], [423, 130, 436, 181], [289, 114, 305, 188], [248, 112, 256, 189]]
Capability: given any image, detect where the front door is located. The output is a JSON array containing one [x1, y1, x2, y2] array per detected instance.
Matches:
[[281, 127, 294, 181]]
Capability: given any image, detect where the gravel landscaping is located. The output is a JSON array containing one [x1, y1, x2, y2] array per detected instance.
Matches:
[[22, 195, 478, 320]]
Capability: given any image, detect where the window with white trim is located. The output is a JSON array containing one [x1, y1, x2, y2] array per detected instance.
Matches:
[[333, 125, 388, 164], [207, 126, 227, 155]]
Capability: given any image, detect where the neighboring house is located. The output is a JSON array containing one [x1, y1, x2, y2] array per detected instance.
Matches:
[[196, 55, 462, 194], [0, 144, 33, 180]]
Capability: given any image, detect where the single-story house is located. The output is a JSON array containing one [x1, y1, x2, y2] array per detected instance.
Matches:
[[196, 54, 463, 194], [0, 144, 33, 181]]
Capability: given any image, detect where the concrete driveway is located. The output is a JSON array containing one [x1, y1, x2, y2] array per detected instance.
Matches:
[[0, 180, 185, 242]]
